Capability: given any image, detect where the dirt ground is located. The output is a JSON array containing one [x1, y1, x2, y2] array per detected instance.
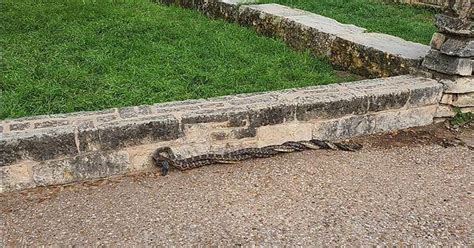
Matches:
[[1, 122, 473, 246]]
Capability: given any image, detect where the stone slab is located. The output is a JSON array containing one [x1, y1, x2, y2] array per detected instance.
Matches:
[[435, 14, 473, 37], [440, 37, 474, 57], [440, 92, 474, 107], [441, 77, 474, 94], [422, 50, 473, 76]]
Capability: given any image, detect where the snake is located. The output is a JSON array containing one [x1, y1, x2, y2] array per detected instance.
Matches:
[[152, 139, 362, 175]]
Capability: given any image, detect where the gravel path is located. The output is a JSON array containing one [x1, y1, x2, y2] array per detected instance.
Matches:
[[1, 143, 473, 246]]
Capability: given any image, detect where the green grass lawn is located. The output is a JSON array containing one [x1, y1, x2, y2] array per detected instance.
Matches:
[[258, 0, 438, 44], [0, 0, 357, 119]]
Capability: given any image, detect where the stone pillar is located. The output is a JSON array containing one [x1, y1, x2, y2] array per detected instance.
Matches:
[[421, 0, 473, 121]]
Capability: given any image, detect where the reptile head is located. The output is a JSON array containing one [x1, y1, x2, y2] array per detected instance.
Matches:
[[152, 147, 174, 176]]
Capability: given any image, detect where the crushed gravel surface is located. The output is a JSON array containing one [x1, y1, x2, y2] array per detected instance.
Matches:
[[1, 138, 473, 246]]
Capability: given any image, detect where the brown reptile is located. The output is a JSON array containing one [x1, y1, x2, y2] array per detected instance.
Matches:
[[152, 139, 362, 175]]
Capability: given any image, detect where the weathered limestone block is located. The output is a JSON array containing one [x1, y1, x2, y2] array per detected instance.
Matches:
[[203, 0, 255, 21], [256, 122, 313, 147], [86, 115, 181, 152], [441, 77, 474, 93], [0, 162, 35, 192], [460, 106, 474, 113], [422, 50, 473, 76], [430, 32, 447, 49], [0, 129, 78, 167], [434, 104, 456, 117], [440, 37, 474, 57], [331, 32, 429, 77], [32, 151, 130, 186], [283, 13, 365, 57], [435, 14, 473, 37], [430, 32, 473, 57], [371, 105, 437, 133], [312, 115, 375, 141], [440, 92, 474, 107], [238, 4, 308, 38]]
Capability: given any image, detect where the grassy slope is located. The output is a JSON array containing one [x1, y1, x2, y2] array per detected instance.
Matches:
[[0, 0, 355, 119], [258, 0, 437, 44]]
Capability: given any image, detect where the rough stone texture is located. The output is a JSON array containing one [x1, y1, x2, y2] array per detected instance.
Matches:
[[441, 77, 474, 94], [9, 122, 31, 131], [202, 0, 253, 22], [79, 115, 182, 152], [435, 14, 473, 37], [34, 119, 70, 129], [371, 105, 437, 133], [460, 106, 474, 113], [440, 37, 474, 57], [0, 76, 443, 192], [434, 104, 456, 117], [331, 33, 429, 77], [157, 0, 254, 22], [440, 92, 474, 107], [0, 129, 78, 167], [32, 151, 130, 187], [422, 50, 473, 76], [430, 32, 446, 50]]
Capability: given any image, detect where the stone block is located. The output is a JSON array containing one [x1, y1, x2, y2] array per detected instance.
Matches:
[[440, 92, 474, 107], [256, 122, 312, 146], [154, 99, 206, 114], [202, 0, 240, 22], [34, 119, 70, 129], [238, 4, 428, 77], [434, 105, 456, 118], [331, 33, 429, 77], [371, 105, 436, 133], [441, 77, 474, 94], [97, 114, 118, 123], [118, 106, 139, 118], [248, 104, 295, 127], [312, 115, 375, 141], [238, 4, 308, 38], [0, 129, 78, 167], [78, 115, 182, 152], [181, 106, 249, 127], [435, 14, 472, 37], [32, 151, 130, 187], [430, 32, 446, 50], [0, 162, 35, 193], [282, 13, 365, 57], [9, 122, 31, 131], [295, 93, 368, 121], [407, 79, 444, 107], [422, 50, 473, 76], [460, 106, 473, 113], [440, 37, 474, 57]]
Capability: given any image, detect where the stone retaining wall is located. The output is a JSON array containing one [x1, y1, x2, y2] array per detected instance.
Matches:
[[0, 76, 443, 192], [158, 0, 429, 78]]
